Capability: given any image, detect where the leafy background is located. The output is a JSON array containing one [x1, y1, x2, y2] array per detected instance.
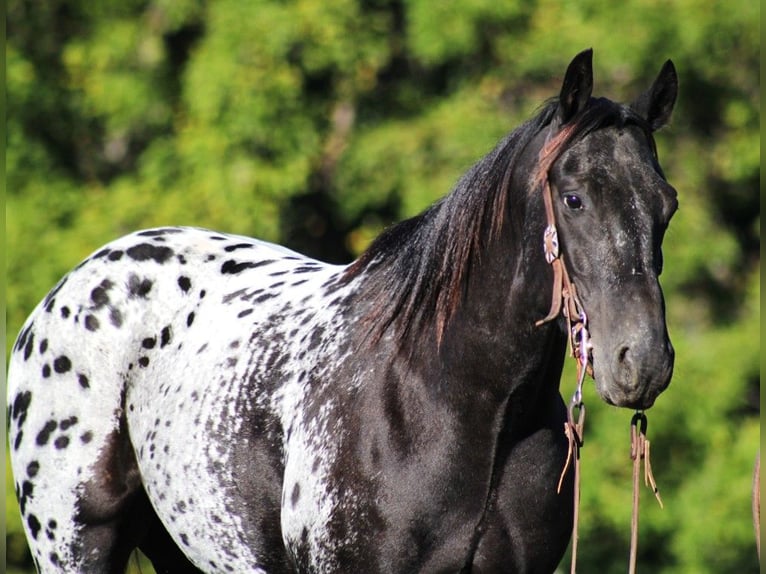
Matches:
[[5, 0, 759, 572]]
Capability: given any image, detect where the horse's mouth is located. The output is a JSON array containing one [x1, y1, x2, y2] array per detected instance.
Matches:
[[592, 361, 672, 410], [595, 382, 659, 410]]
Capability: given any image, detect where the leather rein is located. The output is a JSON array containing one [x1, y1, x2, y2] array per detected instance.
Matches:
[[533, 126, 662, 573]]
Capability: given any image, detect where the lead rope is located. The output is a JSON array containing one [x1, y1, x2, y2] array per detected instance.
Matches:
[[629, 412, 663, 574], [555, 321, 588, 574], [535, 129, 662, 573]]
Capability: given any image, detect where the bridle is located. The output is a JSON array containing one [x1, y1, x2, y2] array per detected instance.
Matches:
[[534, 124, 662, 573]]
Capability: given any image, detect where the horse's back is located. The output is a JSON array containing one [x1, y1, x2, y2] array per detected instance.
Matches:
[[7, 226, 346, 572]]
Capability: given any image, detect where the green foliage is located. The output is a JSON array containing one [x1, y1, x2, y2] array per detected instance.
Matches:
[[5, 0, 759, 572]]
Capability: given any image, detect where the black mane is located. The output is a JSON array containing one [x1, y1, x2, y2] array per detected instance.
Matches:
[[344, 96, 654, 347]]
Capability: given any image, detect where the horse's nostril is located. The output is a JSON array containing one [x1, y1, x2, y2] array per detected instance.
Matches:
[[618, 346, 630, 364]]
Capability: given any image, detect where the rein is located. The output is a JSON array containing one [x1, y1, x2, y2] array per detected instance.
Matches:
[[534, 127, 662, 573]]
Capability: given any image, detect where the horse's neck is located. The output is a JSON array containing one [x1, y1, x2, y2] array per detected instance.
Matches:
[[439, 220, 565, 391]]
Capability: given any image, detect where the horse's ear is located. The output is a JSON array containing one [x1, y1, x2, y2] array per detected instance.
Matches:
[[557, 48, 594, 125], [631, 60, 678, 131]]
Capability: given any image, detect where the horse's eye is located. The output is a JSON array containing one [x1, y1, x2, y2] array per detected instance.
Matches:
[[563, 194, 583, 210]]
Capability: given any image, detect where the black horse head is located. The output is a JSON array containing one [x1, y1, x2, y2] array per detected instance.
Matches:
[[349, 49, 678, 412], [539, 49, 678, 409]]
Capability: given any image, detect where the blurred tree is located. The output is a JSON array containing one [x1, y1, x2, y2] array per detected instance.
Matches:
[[6, 0, 759, 572]]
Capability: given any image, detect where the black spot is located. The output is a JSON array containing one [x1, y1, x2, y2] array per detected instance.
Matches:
[[14, 431, 23, 450], [138, 357, 150, 368], [12, 391, 32, 424], [59, 416, 78, 430], [292, 279, 309, 287], [77, 373, 90, 389], [126, 243, 174, 264], [200, 290, 207, 299], [49, 552, 60, 566], [21, 480, 34, 502], [291, 483, 301, 507], [127, 274, 154, 298], [299, 314, 313, 326], [15, 323, 33, 353], [307, 326, 325, 351], [54, 436, 70, 449], [186, 312, 195, 327], [90, 282, 112, 307], [109, 307, 123, 327], [27, 461, 40, 478], [42, 365, 51, 378], [61, 306, 71, 318], [23, 332, 35, 361], [27, 514, 41, 539], [53, 356, 72, 374], [48, 519, 57, 529], [160, 326, 172, 347], [36, 420, 58, 446], [237, 309, 253, 318], [223, 288, 248, 303], [92, 248, 111, 259], [80, 431, 93, 444], [253, 293, 276, 304], [142, 337, 156, 349], [178, 276, 192, 293], [224, 243, 255, 252], [39, 339, 48, 354], [108, 250, 124, 261], [294, 266, 321, 274], [84, 314, 100, 331], [180, 533, 190, 546], [220, 259, 275, 274], [138, 228, 183, 237]]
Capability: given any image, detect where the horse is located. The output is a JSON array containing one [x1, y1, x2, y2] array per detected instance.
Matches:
[[7, 49, 678, 573]]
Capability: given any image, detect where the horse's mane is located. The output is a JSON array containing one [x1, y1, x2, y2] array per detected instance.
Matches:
[[343, 97, 654, 349]]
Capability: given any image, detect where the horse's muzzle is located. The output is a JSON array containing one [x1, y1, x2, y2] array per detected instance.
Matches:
[[594, 334, 674, 410]]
